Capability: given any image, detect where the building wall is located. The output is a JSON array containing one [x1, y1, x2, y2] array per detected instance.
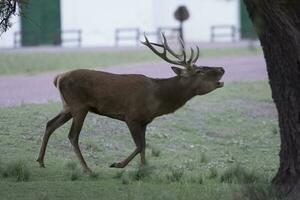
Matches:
[[152, 0, 239, 42], [185, 0, 240, 42], [0, 14, 20, 48], [0, 0, 240, 48], [61, 0, 154, 46]]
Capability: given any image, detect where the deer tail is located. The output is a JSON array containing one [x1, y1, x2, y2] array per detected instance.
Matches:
[[53, 74, 69, 108], [53, 74, 60, 88]]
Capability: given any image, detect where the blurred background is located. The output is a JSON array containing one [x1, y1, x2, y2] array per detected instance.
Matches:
[[0, 0, 264, 106], [0, 2, 281, 200], [0, 0, 255, 48]]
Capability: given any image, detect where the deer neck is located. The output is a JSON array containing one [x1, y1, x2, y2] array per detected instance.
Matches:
[[153, 76, 197, 115]]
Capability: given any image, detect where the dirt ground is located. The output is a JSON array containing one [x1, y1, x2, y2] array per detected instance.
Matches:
[[0, 55, 267, 107]]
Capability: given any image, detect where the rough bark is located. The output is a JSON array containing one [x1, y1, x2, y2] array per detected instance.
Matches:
[[243, 0, 300, 195]]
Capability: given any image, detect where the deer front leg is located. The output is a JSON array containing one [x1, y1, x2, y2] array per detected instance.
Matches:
[[110, 122, 146, 168]]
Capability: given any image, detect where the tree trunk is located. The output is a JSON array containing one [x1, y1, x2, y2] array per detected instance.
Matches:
[[243, 0, 300, 195]]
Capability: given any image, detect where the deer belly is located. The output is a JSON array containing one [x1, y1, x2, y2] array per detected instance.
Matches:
[[88, 105, 126, 121]]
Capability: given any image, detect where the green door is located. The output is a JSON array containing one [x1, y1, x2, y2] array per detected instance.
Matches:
[[240, 0, 256, 39], [21, 0, 61, 46]]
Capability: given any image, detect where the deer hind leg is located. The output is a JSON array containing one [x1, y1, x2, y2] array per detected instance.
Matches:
[[67, 110, 92, 174], [37, 110, 72, 167], [110, 122, 146, 168], [140, 127, 146, 165]]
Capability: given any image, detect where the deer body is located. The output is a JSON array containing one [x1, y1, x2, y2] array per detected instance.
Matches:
[[37, 34, 224, 173], [58, 69, 155, 122], [57, 69, 200, 122]]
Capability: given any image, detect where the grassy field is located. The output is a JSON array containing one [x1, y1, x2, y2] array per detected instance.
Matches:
[[0, 81, 281, 200], [0, 47, 262, 75]]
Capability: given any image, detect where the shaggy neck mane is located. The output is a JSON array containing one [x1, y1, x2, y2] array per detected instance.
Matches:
[[152, 76, 197, 115]]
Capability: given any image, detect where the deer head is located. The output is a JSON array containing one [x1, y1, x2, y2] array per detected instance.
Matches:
[[142, 33, 225, 95]]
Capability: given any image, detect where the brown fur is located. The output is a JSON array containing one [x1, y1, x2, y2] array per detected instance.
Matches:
[[37, 65, 224, 173]]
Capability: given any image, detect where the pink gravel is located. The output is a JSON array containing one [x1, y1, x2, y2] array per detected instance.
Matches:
[[0, 55, 267, 107]]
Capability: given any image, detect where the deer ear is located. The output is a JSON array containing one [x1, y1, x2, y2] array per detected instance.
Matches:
[[171, 66, 183, 76]]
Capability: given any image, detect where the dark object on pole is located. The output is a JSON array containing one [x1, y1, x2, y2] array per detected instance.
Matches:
[[174, 5, 189, 48], [174, 5, 189, 22]]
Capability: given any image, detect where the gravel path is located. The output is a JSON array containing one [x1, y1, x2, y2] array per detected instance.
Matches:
[[0, 55, 267, 107]]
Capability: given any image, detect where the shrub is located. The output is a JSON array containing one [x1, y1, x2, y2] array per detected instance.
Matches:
[[36, 193, 49, 200], [166, 167, 184, 182], [4, 160, 30, 181], [240, 184, 282, 200], [272, 127, 278, 135], [113, 170, 125, 179], [121, 172, 130, 185], [0, 159, 4, 177], [207, 167, 218, 179], [220, 164, 260, 184], [63, 160, 86, 181], [70, 169, 82, 181], [190, 174, 204, 184], [133, 165, 154, 181], [200, 152, 208, 163], [89, 171, 100, 179], [151, 146, 161, 157], [64, 161, 77, 171]]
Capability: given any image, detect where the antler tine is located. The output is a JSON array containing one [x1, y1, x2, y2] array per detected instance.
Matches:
[[161, 33, 183, 60], [142, 34, 164, 58], [144, 34, 168, 57], [192, 46, 200, 64], [178, 36, 185, 51], [178, 36, 187, 67], [141, 33, 200, 69], [149, 42, 164, 48], [187, 47, 194, 65], [141, 34, 185, 66]]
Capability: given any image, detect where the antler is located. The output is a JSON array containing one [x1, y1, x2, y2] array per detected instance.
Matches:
[[141, 33, 200, 70]]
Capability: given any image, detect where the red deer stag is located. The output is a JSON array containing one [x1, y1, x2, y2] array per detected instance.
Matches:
[[37, 34, 225, 174]]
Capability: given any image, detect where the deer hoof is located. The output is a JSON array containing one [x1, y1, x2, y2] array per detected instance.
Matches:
[[37, 161, 45, 168], [110, 162, 123, 168], [110, 163, 118, 168]]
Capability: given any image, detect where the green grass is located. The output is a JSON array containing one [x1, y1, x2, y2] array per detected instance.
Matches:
[[0, 47, 262, 75], [220, 164, 261, 184], [0, 80, 281, 200], [2, 159, 31, 182]]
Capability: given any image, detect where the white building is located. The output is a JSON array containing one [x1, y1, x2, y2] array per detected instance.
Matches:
[[0, 0, 252, 48]]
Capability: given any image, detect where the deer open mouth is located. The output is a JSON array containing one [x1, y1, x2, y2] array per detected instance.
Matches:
[[216, 81, 224, 88]]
